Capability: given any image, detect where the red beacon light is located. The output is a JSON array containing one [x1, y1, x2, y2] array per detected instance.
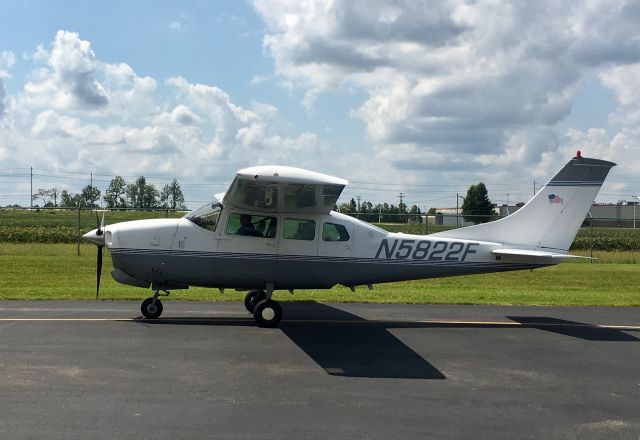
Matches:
[[575, 150, 582, 158]]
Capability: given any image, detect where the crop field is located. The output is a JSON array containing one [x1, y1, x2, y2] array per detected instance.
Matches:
[[1, 208, 640, 251], [0, 243, 638, 306], [0, 208, 184, 243]]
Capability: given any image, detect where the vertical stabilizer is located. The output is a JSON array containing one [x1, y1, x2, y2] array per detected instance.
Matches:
[[432, 155, 616, 252]]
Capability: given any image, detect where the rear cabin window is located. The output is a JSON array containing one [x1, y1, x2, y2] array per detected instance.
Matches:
[[225, 213, 278, 238], [322, 223, 350, 242], [283, 219, 316, 241]]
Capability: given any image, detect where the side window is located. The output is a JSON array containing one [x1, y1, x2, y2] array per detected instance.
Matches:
[[225, 213, 278, 238], [283, 219, 316, 241], [322, 223, 350, 242]]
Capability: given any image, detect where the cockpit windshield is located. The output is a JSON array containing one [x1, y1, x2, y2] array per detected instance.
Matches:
[[185, 201, 223, 232]]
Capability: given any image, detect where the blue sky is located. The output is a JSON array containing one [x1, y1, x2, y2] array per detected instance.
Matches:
[[0, 0, 639, 208]]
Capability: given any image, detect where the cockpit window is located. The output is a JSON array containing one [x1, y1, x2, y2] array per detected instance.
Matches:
[[186, 202, 223, 232]]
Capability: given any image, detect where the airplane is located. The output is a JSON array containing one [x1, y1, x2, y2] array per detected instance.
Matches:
[[83, 151, 615, 327]]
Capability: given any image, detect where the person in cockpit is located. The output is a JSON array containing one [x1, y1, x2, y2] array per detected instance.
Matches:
[[236, 214, 261, 236]]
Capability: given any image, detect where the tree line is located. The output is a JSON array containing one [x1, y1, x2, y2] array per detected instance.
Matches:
[[28, 177, 496, 224], [31, 176, 187, 210], [336, 199, 424, 223], [337, 181, 496, 224]]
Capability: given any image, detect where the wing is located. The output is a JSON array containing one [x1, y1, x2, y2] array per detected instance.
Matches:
[[222, 165, 348, 214]]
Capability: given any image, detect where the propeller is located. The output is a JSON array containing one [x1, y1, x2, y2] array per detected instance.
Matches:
[[95, 211, 105, 300]]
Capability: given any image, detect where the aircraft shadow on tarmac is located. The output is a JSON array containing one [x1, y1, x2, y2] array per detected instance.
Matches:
[[137, 301, 446, 380], [506, 316, 639, 342], [136, 302, 638, 379], [278, 302, 446, 379]]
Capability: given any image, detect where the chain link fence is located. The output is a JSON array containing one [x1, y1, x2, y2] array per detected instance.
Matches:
[[1, 207, 639, 253]]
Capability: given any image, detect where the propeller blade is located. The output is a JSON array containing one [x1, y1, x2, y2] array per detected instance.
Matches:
[[96, 245, 103, 300], [95, 212, 103, 236], [100, 211, 106, 231]]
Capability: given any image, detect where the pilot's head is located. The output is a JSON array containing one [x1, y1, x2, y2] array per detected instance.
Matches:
[[240, 214, 252, 226]]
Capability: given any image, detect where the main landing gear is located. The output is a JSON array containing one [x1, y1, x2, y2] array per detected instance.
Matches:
[[243, 288, 283, 328], [140, 286, 283, 328], [141, 289, 169, 319]]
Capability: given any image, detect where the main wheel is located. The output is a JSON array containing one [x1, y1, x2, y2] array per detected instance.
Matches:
[[244, 290, 266, 313], [252, 299, 283, 328], [141, 297, 163, 319]]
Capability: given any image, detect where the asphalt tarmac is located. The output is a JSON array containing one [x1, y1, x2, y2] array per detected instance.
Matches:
[[0, 301, 638, 440]]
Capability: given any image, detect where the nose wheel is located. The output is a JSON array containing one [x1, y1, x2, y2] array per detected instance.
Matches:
[[140, 289, 169, 319]]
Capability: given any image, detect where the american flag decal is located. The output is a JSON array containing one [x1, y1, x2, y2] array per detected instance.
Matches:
[[548, 194, 564, 204]]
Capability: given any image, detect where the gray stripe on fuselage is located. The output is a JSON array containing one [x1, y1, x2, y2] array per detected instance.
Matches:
[[109, 248, 549, 290]]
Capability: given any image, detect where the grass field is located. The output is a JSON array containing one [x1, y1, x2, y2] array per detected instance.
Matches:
[[0, 243, 638, 306]]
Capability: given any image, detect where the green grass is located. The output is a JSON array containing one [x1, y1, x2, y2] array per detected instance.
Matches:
[[0, 243, 638, 306]]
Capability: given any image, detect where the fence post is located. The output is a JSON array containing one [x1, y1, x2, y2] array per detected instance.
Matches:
[[77, 202, 81, 256], [590, 216, 594, 262]]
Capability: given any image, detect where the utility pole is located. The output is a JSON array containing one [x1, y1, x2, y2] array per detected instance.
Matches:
[[30, 166, 33, 209], [398, 192, 405, 223], [506, 193, 510, 216], [356, 195, 361, 213], [456, 193, 459, 228]]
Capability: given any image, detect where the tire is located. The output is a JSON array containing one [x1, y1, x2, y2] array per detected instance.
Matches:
[[244, 290, 266, 313], [252, 299, 283, 328], [141, 297, 163, 319]]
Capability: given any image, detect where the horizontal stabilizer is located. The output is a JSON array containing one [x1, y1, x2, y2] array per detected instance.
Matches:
[[492, 249, 592, 260]]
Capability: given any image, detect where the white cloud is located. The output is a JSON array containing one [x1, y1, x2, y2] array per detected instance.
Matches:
[[0, 50, 15, 79], [23, 30, 108, 110], [0, 79, 6, 117], [0, 30, 327, 205], [254, 0, 640, 188]]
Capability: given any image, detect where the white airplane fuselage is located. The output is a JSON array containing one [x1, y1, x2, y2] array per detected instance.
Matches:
[[102, 210, 546, 292]]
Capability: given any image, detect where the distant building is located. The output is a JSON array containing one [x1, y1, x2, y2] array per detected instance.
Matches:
[[431, 202, 640, 228]]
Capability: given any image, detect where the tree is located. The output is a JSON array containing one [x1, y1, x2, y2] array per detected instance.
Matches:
[[104, 176, 128, 208], [160, 179, 186, 210], [60, 190, 82, 208], [32, 188, 60, 207], [81, 185, 101, 208], [127, 176, 159, 209], [338, 199, 356, 214], [32, 189, 49, 207], [461, 182, 495, 224]]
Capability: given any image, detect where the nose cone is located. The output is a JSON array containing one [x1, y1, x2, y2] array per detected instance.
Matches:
[[83, 228, 105, 247]]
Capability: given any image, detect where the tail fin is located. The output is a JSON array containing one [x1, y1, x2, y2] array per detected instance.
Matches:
[[432, 155, 616, 252]]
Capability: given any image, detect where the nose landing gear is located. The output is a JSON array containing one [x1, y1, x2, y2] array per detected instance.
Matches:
[[141, 289, 169, 319]]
